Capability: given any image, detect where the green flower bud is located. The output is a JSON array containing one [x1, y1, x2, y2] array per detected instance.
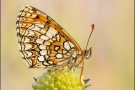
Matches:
[[32, 69, 90, 90]]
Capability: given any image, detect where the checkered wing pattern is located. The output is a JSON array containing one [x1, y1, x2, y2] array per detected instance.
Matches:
[[16, 6, 83, 68]]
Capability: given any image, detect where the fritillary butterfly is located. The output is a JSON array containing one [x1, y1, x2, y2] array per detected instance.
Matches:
[[16, 6, 94, 84]]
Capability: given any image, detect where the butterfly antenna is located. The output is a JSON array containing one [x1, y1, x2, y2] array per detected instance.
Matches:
[[86, 24, 94, 50]]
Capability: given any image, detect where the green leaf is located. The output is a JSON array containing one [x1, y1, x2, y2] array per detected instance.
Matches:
[[33, 77, 37, 82], [84, 84, 92, 89], [84, 78, 90, 84]]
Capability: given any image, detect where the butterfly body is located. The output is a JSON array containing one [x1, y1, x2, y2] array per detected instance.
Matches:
[[16, 6, 93, 71]]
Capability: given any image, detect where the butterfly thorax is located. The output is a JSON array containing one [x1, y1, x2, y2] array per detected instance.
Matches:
[[71, 47, 92, 68]]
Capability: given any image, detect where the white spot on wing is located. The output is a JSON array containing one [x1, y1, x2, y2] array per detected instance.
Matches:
[[28, 24, 35, 29], [43, 62, 49, 65], [46, 31, 53, 38], [72, 51, 77, 58], [44, 41, 51, 45], [26, 13, 31, 17], [24, 37, 30, 42], [40, 50, 47, 55], [55, 46, 59, 50], [39, 45, 46, 49], [48, 27, 57, 36], [68, 41, 74, 48], [64, 41, 70, 50], [48, 61, 53, 64], [24, 44, 32, 50], [38, 56, 45, 61], [35, 23, 45, 28], [32, 25, 40, 31], [40, 29, 46, 34], [36, 39, 44, 44], [45, 55, 49, 59], [40, 35, 49, 40], [56, 54, 63, 58], [56, 34, 60, 41], [63, 50, 67, 54], [27, 30, 35, 36]]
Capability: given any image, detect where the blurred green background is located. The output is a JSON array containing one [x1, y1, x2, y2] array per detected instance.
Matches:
[[1, 0, 134, 90]]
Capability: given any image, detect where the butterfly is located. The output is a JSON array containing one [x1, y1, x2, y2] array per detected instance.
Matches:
[[16, 6, 94, 84]]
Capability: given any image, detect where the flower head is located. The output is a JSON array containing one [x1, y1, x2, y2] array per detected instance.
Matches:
[[32, 69, 90, 90]]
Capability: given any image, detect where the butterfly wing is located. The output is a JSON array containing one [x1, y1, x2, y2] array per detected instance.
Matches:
[[16, 6, 83, 68]]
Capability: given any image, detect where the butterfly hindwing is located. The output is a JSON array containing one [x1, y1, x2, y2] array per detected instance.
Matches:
[[16, 6, 82, 68]]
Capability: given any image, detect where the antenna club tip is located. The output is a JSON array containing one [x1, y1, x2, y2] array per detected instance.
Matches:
[[91, 24, 95, 30]]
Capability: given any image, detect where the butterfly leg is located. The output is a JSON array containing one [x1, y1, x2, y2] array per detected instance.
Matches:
[[67, 64, 72, 70], [54, 64, 67, 79], [80, 60, 84, 86]]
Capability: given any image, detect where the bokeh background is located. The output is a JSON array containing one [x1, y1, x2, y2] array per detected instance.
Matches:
[[1, 0, 134, 90]]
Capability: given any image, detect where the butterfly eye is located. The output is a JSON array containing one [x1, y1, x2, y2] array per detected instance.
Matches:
[[84, 47, 92, 59]]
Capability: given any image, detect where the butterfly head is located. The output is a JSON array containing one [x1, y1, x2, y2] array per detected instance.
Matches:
[[84, 47, 92, 59], [73, 47, 92, 67]]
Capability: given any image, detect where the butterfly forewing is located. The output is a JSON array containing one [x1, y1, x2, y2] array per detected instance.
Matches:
[[16, 6, 83, 68]]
